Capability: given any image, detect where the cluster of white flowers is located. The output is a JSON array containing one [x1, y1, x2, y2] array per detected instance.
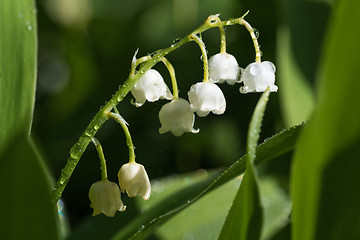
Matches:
[[89, 162, 151, 217], [130, 53, 277, 136]]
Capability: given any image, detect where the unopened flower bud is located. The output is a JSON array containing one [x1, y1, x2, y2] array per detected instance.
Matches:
[[188, 81, 226, 117], [131, 69, 173, 107], [159, 98, 199, 136], [118, 162, 151, 200], [209, 53, 240, 85], [239, 61, 278, 94], [89, 180, 126, 217]]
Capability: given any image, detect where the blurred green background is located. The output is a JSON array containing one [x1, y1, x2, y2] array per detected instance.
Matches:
[[27, 0, 331, 238]]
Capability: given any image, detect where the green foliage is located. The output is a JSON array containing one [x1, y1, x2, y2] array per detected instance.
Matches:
[[0, 0, 37, 154], [2, 0, 360, 239], [218, 90, 270, 240], [291, 0, 360, 239], [0, 137, 59, 240], [0, 1, 58, 239]]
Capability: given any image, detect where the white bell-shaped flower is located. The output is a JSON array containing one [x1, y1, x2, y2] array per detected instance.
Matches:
[[188, 81, 226, 117], [159, 98, 199, 136], [131, 69, 173, 107], [89, 180, 126, 217], [118, 162, 151, 200], [209, 52, 240, 85], [239, 61, 278, 94]]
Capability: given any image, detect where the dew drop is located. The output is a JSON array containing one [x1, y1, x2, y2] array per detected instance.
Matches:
[[172, 38, 181, 44], [27, 25, 33, 31], [253, 28, 260, 39], [70, 150, 80, 160], [18, 13, 24, 18], [150, 50, 160, 57], [84, 130, 92, 137]]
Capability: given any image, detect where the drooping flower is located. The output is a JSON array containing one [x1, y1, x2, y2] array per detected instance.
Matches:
[[208, 52, 240, 85], [159, 98, 199, 136], [118, 162, 151, 200], [188, 81, 226, 117], [131, 69, 173, 107], [239, 61, 278, 94], [89, 180, 126, 217]]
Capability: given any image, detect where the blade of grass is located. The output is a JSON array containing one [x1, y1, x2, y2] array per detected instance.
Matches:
[[218, 89, 269, 240]]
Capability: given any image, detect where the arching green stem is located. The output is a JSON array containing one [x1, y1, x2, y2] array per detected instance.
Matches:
[[160, 57, 179, 99], [237, 11, 262, 63], [108, 109, 136, 163], [191, 34, 209, 82], [91, 137, 108, 181]]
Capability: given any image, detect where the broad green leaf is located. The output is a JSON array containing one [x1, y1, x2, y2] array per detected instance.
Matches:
[[277, 26, 315, 127], [218, 90, 269, 240], [314, 137, 360, 239], [0, 137, 59, 240], [155, 174, 242, 240], [0, 0, 37, 155], [153, 175, 290, 240], [218, 163, 262, 240], [260, 177, 291, 240], [291, 0, 360, 239]]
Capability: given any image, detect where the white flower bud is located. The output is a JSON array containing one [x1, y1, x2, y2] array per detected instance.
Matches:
[[188, 81, 226, 117], [209, 53, 240, 85], [239, 61, 278, 94], [131, 69, 173, 107], [89, 180, 126, 217], [118, 162, 151, 200], [159, 98, 199, 136]]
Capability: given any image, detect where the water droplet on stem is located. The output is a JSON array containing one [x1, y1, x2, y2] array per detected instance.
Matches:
[[253, 28, 259, 39]]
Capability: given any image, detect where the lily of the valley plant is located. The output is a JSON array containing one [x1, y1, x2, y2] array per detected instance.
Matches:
[[52, 11, 278, 218]]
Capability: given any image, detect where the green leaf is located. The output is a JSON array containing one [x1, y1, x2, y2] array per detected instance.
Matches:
[[218, 162, 262, 240], [155, 174, 242, 240], [153, 175, 291, 240], [291, 0, 360, 239], [247, 89, 270, 162], [277, 26, 315, 127], [0, 137, 59, 240], [218, 90, 270, 240], [0, 0, 37, 155]]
